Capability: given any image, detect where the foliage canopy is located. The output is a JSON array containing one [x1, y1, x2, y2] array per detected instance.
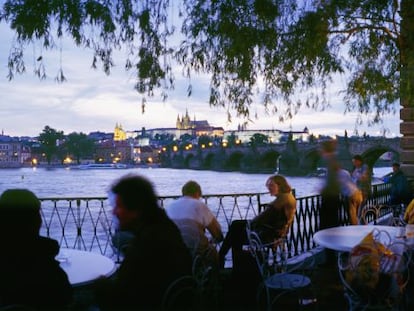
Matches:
[[38, 125, 64, 164], [1, 0, 411, 125]]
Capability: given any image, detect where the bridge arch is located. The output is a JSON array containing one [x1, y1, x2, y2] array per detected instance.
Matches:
[[184, 153, 195, 168], [226, 151, 244, 170], [203, 152, 217, 169], [259, 150, 282, 171], [360, 145, 400, 168], [299, 148, 321, 173]]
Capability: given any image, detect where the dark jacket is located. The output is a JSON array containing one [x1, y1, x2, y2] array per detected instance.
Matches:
[[390, 170, 413, 205], [0, 236, 73, 310], [95, 208, 192, 311], [251, 192, 296, 243]]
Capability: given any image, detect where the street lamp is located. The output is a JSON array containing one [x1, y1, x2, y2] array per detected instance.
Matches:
[[63, 157, 72, 164]]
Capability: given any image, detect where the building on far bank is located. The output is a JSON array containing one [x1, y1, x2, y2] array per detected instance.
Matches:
[[94, 140, 132, 163], [223, 127, 310, 144], [0, 135, 31, 167]]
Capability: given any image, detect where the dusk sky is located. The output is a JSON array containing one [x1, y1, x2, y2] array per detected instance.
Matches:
[[0, 22, 401, 138]]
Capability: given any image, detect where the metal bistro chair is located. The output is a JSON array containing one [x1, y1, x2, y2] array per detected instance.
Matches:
[[191, 249, 221, 311], [246, 226, 314, 311], [177, 221, 220, 310], [360, 204, 406, 227], [161, 275, 199, 311], [337, 231, 411, 311]]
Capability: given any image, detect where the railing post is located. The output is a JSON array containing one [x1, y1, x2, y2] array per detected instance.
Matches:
[[76, 198, 81, 250], [257, 194, 262, 213]]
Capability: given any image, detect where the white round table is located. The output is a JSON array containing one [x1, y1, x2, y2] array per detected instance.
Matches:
[[313, 225, 403, 252], [57, 248, 116, 287]]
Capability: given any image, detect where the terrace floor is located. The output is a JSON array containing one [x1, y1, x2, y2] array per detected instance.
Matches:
[[71, 256, 414, 311], [217, 262, 347, 311], [216, 262, 414, 311]]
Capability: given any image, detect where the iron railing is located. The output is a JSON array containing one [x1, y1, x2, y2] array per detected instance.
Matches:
[[38, 183, 393, 262]]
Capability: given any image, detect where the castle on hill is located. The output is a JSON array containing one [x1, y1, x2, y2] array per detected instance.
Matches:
[[176, 109, 209, 131], [111, 108, 309, 146]]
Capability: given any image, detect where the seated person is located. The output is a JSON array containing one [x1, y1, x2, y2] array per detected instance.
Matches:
[[111, 229, 135, 256], [109, 190, 135, 256], [218, 174, 296, 268], [93, 174, 192, 311], [404, 198, 414, 224], [166, 180, 224, 267], [0, 189, 73, 310]]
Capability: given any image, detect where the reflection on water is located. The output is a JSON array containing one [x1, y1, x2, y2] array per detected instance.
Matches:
[[0, 166, 391, 198]]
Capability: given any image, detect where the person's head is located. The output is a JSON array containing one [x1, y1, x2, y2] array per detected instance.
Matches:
[[110, 174, 160, 230], [352, 155, 363, 167], [392, 162, 400, 173], [265, 175, 292, 196], [0, 189, 42, 236], [182, 180, 202, 199], [320, 139, 337, 159]]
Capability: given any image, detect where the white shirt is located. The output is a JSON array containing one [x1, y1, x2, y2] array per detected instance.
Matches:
[[337, 169, 360, 197], [166, 196, 215, 227]]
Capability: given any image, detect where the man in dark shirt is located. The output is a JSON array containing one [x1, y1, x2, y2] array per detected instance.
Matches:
[[389, 162, 413, 206], [94, 174, 192, 311]]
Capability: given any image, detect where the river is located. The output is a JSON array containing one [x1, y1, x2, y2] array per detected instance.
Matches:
[[0, 166, 392, 198]]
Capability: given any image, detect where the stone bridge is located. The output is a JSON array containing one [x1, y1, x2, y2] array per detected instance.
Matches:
[[160, 137, 400, 175]]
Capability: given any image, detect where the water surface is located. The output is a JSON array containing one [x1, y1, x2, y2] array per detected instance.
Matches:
[[0, 166, 391, 198]]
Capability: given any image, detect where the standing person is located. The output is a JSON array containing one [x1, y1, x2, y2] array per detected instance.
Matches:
[[389, 162, 413, 206], [94, 174, 192, 311], [0, 189, 73, 310], [166, 180, 223, 267], [318, 140, 342, 267], [351, 154, 372, 203], [319, 140, 342, 230], [337, 168, 363, 225]]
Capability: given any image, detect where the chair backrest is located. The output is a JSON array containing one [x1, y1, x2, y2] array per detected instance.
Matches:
[[337, 235, 411, 310], [161, 275, 198, 311], [360, 204, 403, 226], [359, 205, 379, 224], [246, 224, 284, 279], [173, 219, 203, 258]]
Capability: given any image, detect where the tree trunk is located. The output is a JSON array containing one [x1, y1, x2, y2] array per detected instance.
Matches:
[[400, 0, 414, 183]]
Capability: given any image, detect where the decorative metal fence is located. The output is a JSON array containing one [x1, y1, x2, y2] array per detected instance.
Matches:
[[38, 183, 393, 262]]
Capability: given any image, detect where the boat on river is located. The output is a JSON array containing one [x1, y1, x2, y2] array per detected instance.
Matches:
[[75, 163, 128, 170], [307, 168, 327, 177]]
